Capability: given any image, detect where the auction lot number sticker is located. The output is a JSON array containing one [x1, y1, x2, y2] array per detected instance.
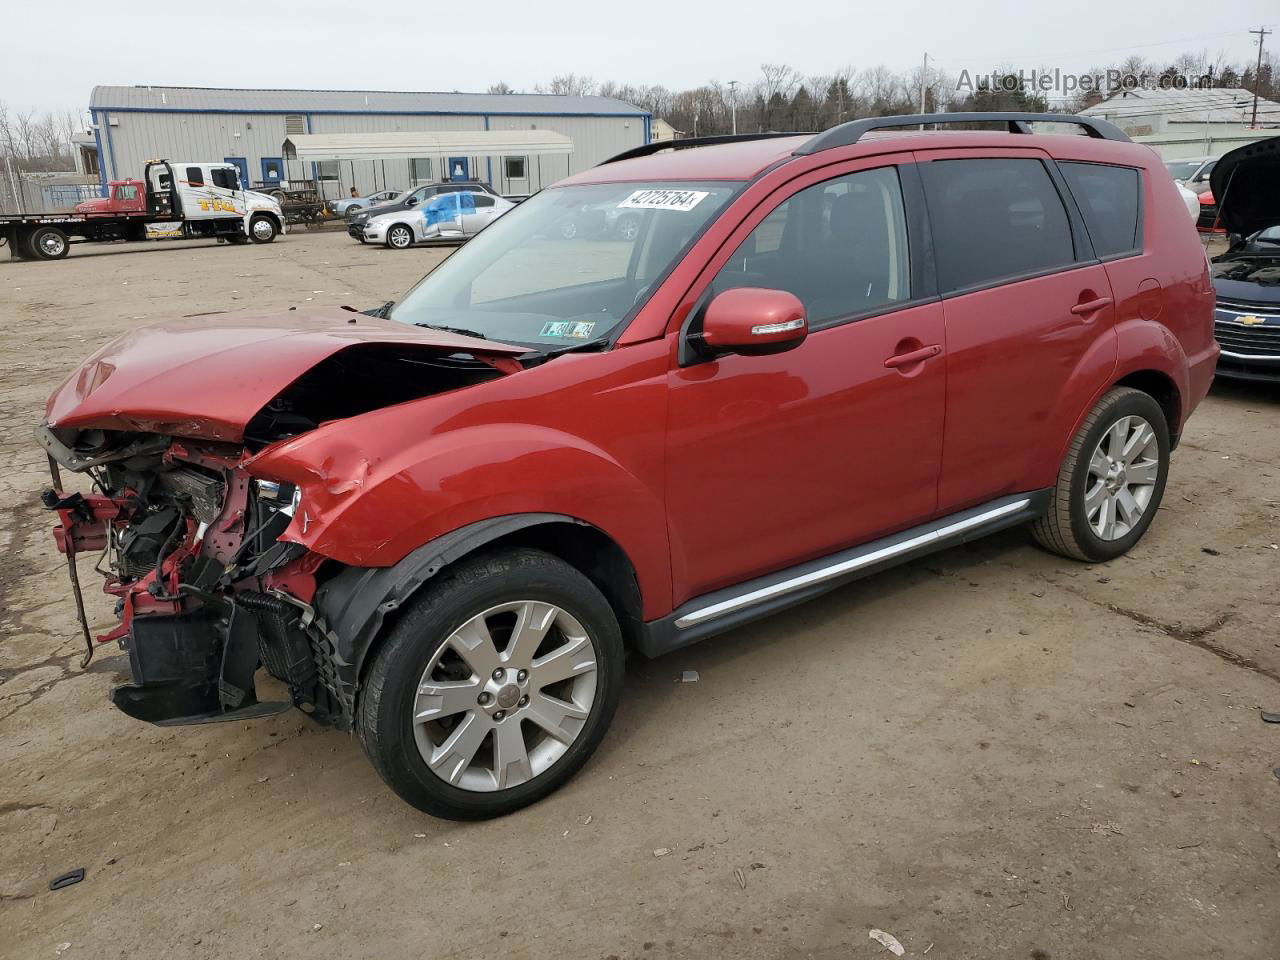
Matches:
[[618, 189, 709, 212]]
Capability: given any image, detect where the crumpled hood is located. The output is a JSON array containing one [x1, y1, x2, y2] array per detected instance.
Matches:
[[1210, 135, 1280, 237], [43, 306, 524, 442]]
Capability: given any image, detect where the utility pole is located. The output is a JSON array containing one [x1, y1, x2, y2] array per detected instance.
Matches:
[[1249, 26, 1271, 128], [919, 52, 929, 128], [728, 80, 739, 135]]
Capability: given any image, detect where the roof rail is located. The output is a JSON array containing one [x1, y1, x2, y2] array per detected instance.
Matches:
[[598, 132, 808, 166], [793, 112, 1130, 155]]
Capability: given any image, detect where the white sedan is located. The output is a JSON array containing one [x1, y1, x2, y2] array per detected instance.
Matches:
[[361, 192, 516, 248]]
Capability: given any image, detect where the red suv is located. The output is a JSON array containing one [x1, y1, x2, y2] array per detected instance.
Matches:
[[38, 113, 1217, 819]]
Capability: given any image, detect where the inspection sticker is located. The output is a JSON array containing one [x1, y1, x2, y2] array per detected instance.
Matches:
[[618, 189, 709, 212], [539, 320, 597, 339]]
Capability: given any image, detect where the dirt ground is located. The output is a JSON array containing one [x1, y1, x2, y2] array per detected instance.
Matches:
[[1, 230, 1278, 960]]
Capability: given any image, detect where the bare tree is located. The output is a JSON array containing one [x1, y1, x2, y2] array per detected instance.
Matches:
[[487, 81, 515, 95], [537, 74, 598, 97]]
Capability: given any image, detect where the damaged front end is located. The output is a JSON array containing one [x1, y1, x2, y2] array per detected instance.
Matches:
[[37, 423, 349, 727], [35, 308, 529, 728]]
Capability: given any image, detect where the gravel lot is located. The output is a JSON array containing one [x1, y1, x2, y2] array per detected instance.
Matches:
[[2, 230, 1278, 959]]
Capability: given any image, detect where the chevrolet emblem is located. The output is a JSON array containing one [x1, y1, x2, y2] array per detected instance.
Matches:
[[1238, 314, 1265, 325]]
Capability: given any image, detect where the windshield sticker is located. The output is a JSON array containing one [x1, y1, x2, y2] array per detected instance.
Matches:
[[540, 320, 597, 339], [618, 189, 709, 213]]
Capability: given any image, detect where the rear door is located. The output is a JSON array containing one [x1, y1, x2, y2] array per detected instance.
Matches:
[[464, 194, 500, 233], [916, 149, 1118, 511], [665, 156, 948, 601]]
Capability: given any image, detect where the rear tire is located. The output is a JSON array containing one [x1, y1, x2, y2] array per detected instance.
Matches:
[[29, 226, 69, 260], [1031, 387, 1170, 562], [357, 548, 624, 819]]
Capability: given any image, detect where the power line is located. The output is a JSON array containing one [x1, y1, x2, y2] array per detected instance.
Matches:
[[1250, 25, 1272, 127]]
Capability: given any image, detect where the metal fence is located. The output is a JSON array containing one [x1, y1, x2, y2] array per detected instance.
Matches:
[[0, 160, 103, 214]]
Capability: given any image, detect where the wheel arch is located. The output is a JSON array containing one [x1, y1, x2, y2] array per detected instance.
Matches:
[[1113, 368, 1182, 445], [387, 221, 415, 246], [247, 209, 282, 239], [314, 513, 645, 708]]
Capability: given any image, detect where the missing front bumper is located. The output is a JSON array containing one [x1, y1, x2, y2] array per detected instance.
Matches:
[[110, 599, 289, 726]]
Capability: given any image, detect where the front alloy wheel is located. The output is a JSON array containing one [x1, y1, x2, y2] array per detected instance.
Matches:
[[414, 601, 598, 791], [357, 548, 624, 819], [387, 224, 414, 249]]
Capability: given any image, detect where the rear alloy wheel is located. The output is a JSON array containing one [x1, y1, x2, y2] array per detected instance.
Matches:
[[249, 215, 277, 243], [357, 548, 624, 819], [1032, 387, 1170, 562], [386, 224, 414, 249], [29, 226, 69, 260]]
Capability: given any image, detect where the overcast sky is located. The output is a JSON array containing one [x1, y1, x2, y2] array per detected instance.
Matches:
[[5, 0, 1276, 115]]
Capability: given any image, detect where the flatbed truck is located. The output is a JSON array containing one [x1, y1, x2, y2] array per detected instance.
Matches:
[[2, 159, 285, 261]]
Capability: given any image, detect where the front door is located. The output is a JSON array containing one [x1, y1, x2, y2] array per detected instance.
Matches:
[[448, 157, 470, 182], [915, 150, 1119, 512], [665, 159, 947, 602], [260, 156, 284, 185], [224, 157, 250, 191]]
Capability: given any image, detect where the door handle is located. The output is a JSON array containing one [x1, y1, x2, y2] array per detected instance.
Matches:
[[884, 344, 941, 369], [1070, 296, 1112, 316]]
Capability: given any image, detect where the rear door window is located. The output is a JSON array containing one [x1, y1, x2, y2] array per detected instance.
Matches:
[[185, 166, 205, 186], [921, 157, 1076, 293], [1059, 162, 1142, 258]]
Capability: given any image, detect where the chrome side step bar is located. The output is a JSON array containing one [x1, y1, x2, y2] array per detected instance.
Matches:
[[636, 491, 1049, 658]]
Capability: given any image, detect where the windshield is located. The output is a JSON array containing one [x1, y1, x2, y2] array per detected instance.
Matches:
[[1164, 160, 1202, 180], [389, 181, 739, 348]]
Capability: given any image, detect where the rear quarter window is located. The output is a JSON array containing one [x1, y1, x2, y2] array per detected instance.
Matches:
[[921, 157, 1076, 293], [1059, 162, 1142, 258]]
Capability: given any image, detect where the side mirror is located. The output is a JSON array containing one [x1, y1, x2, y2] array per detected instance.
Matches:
[[701, 287, 808, 356], [406, 196, 419, 206]]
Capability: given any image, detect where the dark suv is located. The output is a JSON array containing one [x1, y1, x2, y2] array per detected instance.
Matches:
[[347, 181, 501, 240], [39, 113, 1216, 820], [1206, 135, 1280, 381]]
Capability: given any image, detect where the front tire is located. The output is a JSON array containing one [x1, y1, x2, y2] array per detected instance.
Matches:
[[249, 215, 278, 243], [357, 548, 624, 819], [385, 224, 414, 249], [1031, 387, 1170, 562]]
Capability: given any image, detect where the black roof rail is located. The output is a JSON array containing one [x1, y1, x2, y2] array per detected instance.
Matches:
[[598, 132, 809, 166], [793, 112, 1130, 155]]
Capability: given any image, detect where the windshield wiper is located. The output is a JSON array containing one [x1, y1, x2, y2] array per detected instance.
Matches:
[[413, 322, 490, 340], [525, 337, 611, 363], [363, 300, 394, 318]]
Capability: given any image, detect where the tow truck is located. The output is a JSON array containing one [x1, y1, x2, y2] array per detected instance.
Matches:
[[2, 159, 285, 261]]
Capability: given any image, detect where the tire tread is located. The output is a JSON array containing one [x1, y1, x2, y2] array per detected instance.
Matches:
[[1031, 386, 1160, 561]]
